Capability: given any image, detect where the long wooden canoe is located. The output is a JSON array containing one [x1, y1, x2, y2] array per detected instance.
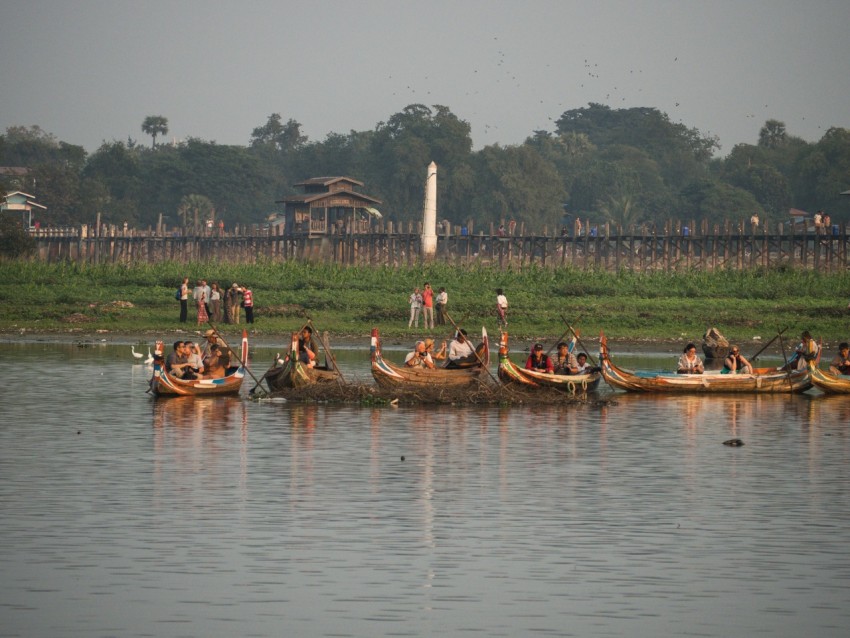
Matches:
[[263, 331, 342, 392], [370, 327, 490, 390], [808, 360, 850, 394], [497, 332, 601, 393], [150, 330, 248, 397], [599, 332, 812, 394]]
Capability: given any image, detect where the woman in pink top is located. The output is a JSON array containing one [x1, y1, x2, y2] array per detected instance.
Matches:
[[422, 283, 434, 329]]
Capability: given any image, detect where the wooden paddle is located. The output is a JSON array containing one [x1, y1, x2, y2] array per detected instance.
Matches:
[[561, 316, 600, 368], [308, 320, 346, 383], [207, 322, 269, 397], [747, 327, 789, 362], [443, 310, 500, 387]]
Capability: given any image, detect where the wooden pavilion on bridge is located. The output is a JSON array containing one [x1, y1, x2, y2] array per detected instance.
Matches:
[[277, 176, 382, 236]]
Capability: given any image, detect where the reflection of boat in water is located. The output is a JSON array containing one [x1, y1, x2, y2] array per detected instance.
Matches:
[[497, 332, 601, 393], [370, 327, 490, 390], [150, 331, 248, 397], [600, 332, 812, 394], [808, 360, 850, 394], [151, 395, 247, 430]]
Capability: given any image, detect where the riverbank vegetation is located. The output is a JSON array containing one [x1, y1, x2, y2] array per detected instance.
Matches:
[[2, 261, 848, 345]]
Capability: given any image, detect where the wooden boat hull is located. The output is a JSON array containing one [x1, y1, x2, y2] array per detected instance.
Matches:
[[600, 333, 812, 394], [370, 327, 490, 390], [152, 365, 245, 396], [498, 351, 601, 393], [808, 362, 850, 394], [149, 329, 248, 397], [264, 358, 341, 391]]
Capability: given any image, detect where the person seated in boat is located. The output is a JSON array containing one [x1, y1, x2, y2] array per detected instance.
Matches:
[[722, 345, 753, 374], [298, 326, 320, 368], [785, 330, 820, 371], [165, 341, 197, 379], [829, 342, 850, 375], [446, 329, 477, 368], [203, 344, 227, 378], [677, 343, 705, 374], [201, 328, 227, 357], [525, 343, 554, 373], [186, 341, 207, 376], [552, 341, 579, 375], [424, 338, 447, 361], [405, 340, 435, 369], [576, 353, 593, 373]]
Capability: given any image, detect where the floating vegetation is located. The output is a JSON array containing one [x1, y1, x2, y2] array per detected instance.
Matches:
[[252, 380, 614, 407]]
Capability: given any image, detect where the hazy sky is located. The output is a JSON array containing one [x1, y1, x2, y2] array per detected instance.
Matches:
[[2, 0, 848, 156]]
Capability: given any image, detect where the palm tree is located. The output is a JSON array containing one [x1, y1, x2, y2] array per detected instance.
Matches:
[[758, 119, 787, 149], [177, 194, 215, 232], [141, 115, 169, 148]]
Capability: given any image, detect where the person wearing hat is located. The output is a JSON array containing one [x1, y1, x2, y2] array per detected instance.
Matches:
[[201, 328, 228, 358], [424, 338, 447, 361], [405, 340, 435, 369], [225, 283, 242, 324], [525, 343, 554, 373], [552, 341, 579, 375]]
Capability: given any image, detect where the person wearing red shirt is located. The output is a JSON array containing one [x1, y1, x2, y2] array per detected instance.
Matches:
[[525, 343, 554, 374]]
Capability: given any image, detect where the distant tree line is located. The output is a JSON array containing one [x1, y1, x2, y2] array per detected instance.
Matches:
[[1, 103, 848, 232]]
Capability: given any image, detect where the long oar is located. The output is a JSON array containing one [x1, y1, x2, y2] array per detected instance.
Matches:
[[443, 310, 500, 387], [777, 330, 796, 393], [562, 316, 599, 367], [308, 320, 346, 384], [207, 322, 269, 397], [747, 326, 789, 362]]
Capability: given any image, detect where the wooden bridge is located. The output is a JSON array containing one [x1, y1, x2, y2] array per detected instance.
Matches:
[[22, 219, 850, 272]]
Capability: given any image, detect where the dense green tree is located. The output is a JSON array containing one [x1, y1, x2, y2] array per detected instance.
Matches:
[[679, 179, 761, 223], [0, 215, 36, 258], [790, 127, 850, 217], [141, 115, 169, 148], [468, 144, 566, 230], [758, 119, 788, 149]]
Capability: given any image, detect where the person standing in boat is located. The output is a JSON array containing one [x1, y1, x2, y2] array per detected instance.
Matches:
[[677, 343, 705, 374], [525, 343, 554, 373], [722, 346, 752, 374], [405, 341, 435, 368], [829, 342, 850, 375], [553, 341, 579, 375]]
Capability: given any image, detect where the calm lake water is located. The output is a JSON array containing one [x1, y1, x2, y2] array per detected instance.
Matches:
[[1, 339, 849, 638]]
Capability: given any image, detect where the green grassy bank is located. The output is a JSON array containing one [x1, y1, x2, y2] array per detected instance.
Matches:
[[2, 260, 849, 345]]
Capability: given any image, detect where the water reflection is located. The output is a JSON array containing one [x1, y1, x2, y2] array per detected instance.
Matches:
[[3, 343, 850, 638]]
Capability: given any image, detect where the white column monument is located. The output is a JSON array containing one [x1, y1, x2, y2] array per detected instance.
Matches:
[[421, 161, 438, 259]]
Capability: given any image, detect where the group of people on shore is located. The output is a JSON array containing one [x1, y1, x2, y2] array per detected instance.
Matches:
[[676, 330, 827, 375], [407, 283, 449, 329], [177, 278, 254, 325], [407, 285, 509, 332]]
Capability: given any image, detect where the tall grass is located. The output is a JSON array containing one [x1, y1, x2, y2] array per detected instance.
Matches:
[[3, 261, 850, 342]]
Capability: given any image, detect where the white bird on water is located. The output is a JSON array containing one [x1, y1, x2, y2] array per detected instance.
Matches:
[[144, 348, 154, 365], [131, 345, 144, 360]]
